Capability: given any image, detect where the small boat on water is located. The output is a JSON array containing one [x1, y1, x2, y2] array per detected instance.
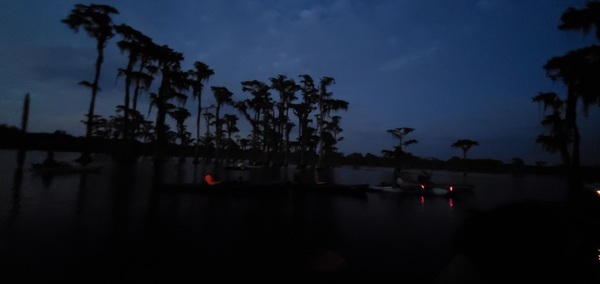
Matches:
[[368, 184, 450, 196], [223, 160, 264, 171], [223, 165, 251, 171], [368, 180, 474, 197], [31, 162, 104, 175]]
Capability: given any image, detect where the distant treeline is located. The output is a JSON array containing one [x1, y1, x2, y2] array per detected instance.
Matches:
[[4, 125, 596, 178]]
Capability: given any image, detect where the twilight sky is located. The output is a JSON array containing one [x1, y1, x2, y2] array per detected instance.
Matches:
[[1, 0, 598, 166]]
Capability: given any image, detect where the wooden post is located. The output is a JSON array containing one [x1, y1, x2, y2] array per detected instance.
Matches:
[[21, 93, 30, 133]]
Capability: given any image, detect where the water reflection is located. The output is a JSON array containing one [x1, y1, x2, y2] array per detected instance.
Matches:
[[439, 201, 600, 283], [8, 149, 26, 228], [175, 162, 187, 183], [3, 150, 594, 281], [110, 163, 136, 241], [76, 174, 87, 218], [316, 167, 335, 184], [13, 149, 25, 187]]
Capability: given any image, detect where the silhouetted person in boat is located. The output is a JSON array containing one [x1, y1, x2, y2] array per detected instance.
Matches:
[[75, 153, 92, 166], [204, 171, 221, 185], [42, 151, 59, 167], [235, 159, 245, 169], [393, 166, 402, 180], [394, 176, 425, 190], [294, 169, 310, 184], [417, 169, 432, 182]]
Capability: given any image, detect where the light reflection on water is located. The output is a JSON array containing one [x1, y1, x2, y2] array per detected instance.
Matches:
[[0, 150, 575, 279]]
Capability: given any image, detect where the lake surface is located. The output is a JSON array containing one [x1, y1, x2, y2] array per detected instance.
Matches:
[[0, 150, 598, 282]]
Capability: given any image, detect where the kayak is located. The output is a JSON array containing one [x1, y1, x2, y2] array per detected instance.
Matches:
[[369, 182, 473, 196], [368, 184, 450, 196]]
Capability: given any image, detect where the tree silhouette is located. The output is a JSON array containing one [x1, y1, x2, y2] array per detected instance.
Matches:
[[168, 107, 191, 163], [532, 92, 572, 166], [269, 75, 299, 166], [62, 4, 119, 164], [131, 42, 157, 113], [382, 127, 418, 176], [189, 61, 214, 164], [223, 114, 240, 161], [55, 5, 353, 174], [202, 111, 215, 150], [544, 46, 600, 168], [210, 86, 234, 164], [387, 127, 417, 146], [383, 128, 418, 154], [451, 139, 479, 159], [237, 80, 274, 164], [539, 1, 600, 174], [149, 44, 186, 162], [21, 93, 30, 133], [115, 24, 153, 142], [316, 77, 348, 169], [327, 116, 344, 143], [558, 1, 600, 39], [322, 115, 344, 157], [293, 74, 318, 168]]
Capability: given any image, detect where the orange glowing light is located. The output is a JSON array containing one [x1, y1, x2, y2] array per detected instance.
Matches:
[[596, 190, 600, 197], [204, 174, 220, 185]]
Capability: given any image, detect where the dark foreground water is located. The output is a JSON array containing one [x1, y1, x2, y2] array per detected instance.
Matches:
[[1, 150, 599, 282]]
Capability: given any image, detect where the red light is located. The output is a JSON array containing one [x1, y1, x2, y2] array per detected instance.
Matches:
[[420, 184, 425, 189], [449, 186, 453, 192]]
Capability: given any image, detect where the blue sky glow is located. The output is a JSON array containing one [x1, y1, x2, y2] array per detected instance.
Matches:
[[1, 0, 598, 166]]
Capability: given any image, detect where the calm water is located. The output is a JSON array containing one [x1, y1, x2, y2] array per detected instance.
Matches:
[[0, 150, 595, 281]]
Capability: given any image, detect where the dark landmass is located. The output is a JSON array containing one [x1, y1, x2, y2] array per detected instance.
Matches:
[[1, 125, 598, 180]]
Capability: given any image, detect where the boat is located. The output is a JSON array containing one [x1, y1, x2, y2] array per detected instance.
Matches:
[[368, 184, 450, 196], [367, 185, 404, 194], [31, 162, 104, 175], [223, 165, 251, 171], [370, 176, 450, 195], [435, 183, 474, 194], [223, 160, 264, 171], [368, 180, 473, 197]]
